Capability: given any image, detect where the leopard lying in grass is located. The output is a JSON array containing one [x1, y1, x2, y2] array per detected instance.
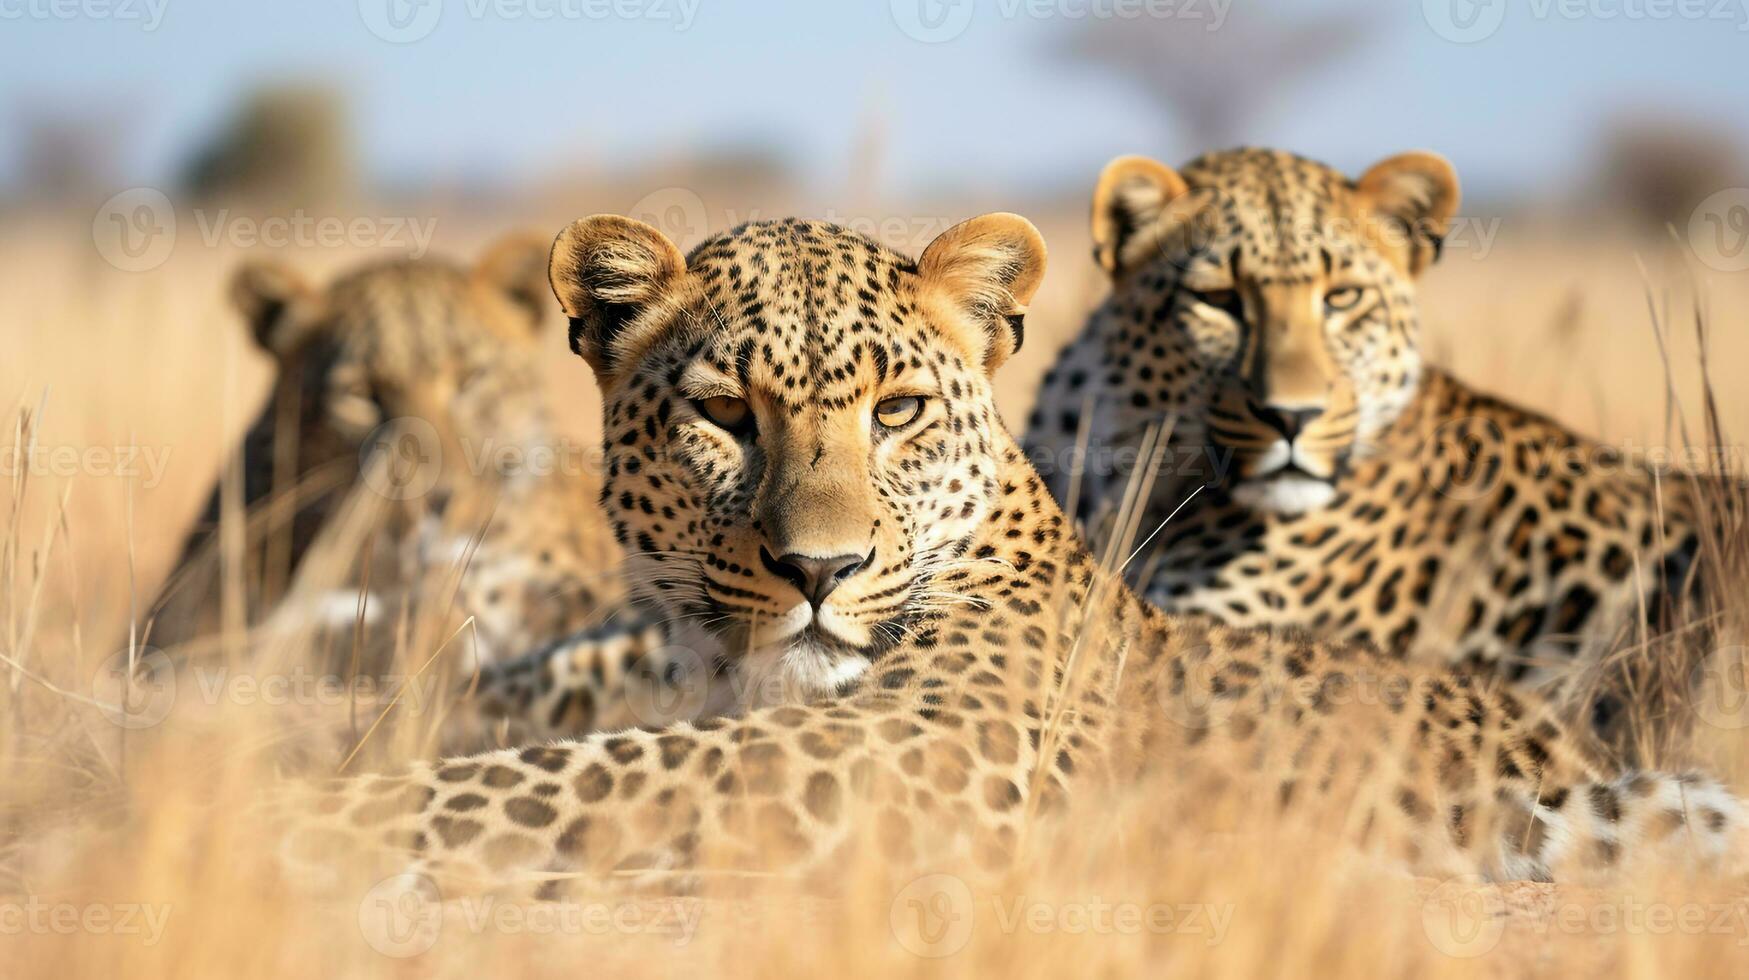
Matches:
[[266, 214, 1746, 894], [1023, 148, 1740, 749], [146, 236, 669, 748]]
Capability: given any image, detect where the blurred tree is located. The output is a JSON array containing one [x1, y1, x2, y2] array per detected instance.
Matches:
[[1055, 3, 1374, 152], [181, 86, 357, 205], [1590, 112, 1742, 230], [11, 105, 134, 202]]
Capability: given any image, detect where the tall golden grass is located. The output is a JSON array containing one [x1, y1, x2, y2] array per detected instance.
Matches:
[[3, 203, 1749, 978]]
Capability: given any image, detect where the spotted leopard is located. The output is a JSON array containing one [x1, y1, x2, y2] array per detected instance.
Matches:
[[148, 236, 664, 744], [1023, 148, 1735, 742], [268, 215, 1744, 893]]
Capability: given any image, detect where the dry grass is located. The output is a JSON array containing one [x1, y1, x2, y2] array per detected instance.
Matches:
[[3, 202, 1749, 978]]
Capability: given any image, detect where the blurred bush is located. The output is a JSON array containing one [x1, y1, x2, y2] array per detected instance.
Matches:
[[181, 86, 357, 206], [1591, 113, 1743, 230], [1055, 3, 1375, 152], [11, 104, 135, 204]]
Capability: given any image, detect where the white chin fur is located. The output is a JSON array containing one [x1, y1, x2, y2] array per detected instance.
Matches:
[[1233, 475, 1337, 514], [1252, 440, 1293, 473], [732, 603, 869, 706], [736, 637, 867, 707], [751, 603, 816, 644]]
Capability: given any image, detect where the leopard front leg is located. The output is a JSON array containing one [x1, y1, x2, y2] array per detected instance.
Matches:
[[1132, 620, 1748, 884], [269, 691, 1044, 893], [443, 614, 736, 749]]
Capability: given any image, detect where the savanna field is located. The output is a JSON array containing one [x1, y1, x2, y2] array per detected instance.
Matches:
[[0, 177, 1747, 980]]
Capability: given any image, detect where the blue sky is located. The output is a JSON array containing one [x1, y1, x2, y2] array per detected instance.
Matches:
[[4, 0, 1748, 199]]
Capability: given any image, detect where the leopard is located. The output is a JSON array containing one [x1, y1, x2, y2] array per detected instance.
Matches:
[[1021, 148, 1737, 747], [266, 213, 1745, 895], [146, 235, 663, 744]]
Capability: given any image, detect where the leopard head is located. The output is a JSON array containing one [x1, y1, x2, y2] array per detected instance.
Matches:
[[228, 233, 553, 504], [1086, 147, 1458, 514], [551, 215, 1045, 700]]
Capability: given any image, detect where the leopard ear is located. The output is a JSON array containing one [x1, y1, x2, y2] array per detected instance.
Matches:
[[474, 231, 553, 331], [1355, 151, 1460, 277], [230, 259, 317, 356], [1091, 155, 1190, 276], [549, 215, 687, 379], [917, 212, 1046, 374]]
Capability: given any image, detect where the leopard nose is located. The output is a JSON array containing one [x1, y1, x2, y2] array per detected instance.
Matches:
[[1256, 405, 1323, 441], [760, 547, 874, 608]]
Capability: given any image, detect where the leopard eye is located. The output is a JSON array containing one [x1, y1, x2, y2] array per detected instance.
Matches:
[[327, 388, 382, 433], [693, 395, 753, 434], [1325, 286, 1365, 312], [874, 395, 924, 430], [1187, 288, 1242, 317]]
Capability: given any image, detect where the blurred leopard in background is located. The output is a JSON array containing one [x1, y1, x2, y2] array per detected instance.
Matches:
[[148, 236, 652, 745]]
